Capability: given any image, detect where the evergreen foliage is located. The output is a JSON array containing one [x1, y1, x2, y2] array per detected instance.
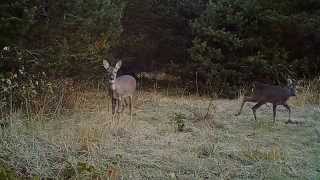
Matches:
[[188, 0, 320, 96], [1, 0, 320, 97]]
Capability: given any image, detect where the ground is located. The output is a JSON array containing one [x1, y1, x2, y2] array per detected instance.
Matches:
[[0, 88, 320, 179]]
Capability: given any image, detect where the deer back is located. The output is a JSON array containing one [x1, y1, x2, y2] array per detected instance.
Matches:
[[114, 75, 136, 98], [252, 82, 291, 103]]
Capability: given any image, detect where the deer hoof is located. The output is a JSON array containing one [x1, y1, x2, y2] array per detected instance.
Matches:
[[285, 119, 294, 124]]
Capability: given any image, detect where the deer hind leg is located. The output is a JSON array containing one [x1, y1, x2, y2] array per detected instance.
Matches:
[[283, 104, 292, 123], [120, 97, 128, 113], [123, 98, 129, 107], [129, 96, 133, 121], [252, 102, 265, 121]]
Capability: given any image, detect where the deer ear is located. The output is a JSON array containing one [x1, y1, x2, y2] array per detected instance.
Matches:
[[103, 60, 110, 70], [115, 60, 122, 71]]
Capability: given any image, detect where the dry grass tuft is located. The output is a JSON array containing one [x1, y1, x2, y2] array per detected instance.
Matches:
[[242, 143, 285, 161], [292, 78, 320, 107], [187, 100, 224, 129], [197, 143, 216, 158]]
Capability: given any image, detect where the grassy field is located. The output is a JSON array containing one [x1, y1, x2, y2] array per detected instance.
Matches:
[[0, 83, 320, 179]]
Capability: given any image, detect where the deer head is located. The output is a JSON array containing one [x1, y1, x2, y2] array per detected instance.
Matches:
[[103, 60, 122, 89], [287, 79, 296, 96]]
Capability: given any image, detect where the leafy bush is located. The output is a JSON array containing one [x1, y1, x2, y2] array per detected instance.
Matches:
[[0, 47, 54, 115]]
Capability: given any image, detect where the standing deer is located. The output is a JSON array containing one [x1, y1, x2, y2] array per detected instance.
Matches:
[[235, 79, 296, 123], [103, 60, 136, 120]]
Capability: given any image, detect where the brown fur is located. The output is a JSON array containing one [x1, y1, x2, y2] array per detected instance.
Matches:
[[236, 80, 296, 123]]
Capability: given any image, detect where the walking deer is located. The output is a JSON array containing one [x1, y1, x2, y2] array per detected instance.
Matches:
[[235, 79, 296, 123], [103, 60, 136, 120]]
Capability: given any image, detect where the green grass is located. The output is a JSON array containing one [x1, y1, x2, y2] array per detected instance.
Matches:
[[0, 87, 319, 179]]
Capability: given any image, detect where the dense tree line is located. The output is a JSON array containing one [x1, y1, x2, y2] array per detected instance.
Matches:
[[1, 0, 320, 97], [189, 0, 320, 96]]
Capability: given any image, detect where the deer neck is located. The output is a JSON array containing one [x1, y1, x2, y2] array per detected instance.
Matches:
[[109, 79, 116, 91], [288, 87, 296, 96]]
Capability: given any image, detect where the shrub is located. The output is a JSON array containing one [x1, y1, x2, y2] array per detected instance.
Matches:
[[170, 112, 187, 132]]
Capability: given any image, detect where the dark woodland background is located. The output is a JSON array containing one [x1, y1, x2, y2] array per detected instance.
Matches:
[[1, 0, 320, 98]]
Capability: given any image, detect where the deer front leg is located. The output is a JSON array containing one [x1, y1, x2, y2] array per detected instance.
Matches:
[[111, 98, 117, 115], [272, 104, 277, 123], [117, 97, 123, 113], [235, 97, 252, 116], [235, 100, 246, 116], [252, 102, 265, 121]]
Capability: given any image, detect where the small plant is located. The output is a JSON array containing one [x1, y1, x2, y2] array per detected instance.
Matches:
[[170, 112, 187, 132], [106, 164, 121, 180], [0, 163, 17, 180], [62, 161, 101, 179]]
